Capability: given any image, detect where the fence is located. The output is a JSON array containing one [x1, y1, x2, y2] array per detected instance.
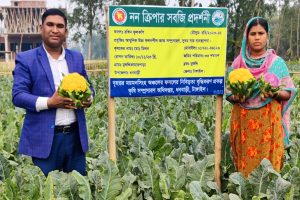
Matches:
[[0, 61, 14, 75], [84, 60, 108, 75], [291, 71, 300, 77], [0, 60, 108, 76]]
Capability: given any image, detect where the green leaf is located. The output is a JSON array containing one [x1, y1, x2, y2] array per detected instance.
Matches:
[[194, 137, 214, 158], [2, 178, 17, 200], [266, 176, 292, 200], [171, 190, 186, 200], [284, 166, 300, 199], [182, 153, 196, 170], [115, 188, 132, 200], [72, 170, 92, 200], [227, 172, 249, 199], [0, 153, 10, 181], [288, 139, 300, 168], [248, 159, 280, 198], [43, 175, 55, 200], [159, 173, 170, 199], [145, 127, 165, 151], [136, 152, 162, 199], [129, 132, 146, 157], [228, 193, 242, 200], [165, 156, 186, 190], [47, 171, 78, 198], [155, 143, 173, 159], [183, 121, 198, 136], [99, 153, 122, 200], [207, 181, 222, 196], [189, 181, 210, 200], [221, 133, 234, 177], [121, 172, 137, 189], [187, 154, 215, 192], [87, 170, 102, 192], [209, 195, 223, 200], [20, 166, 44, 199], [170, 143, 187, 163], [162, 121, 176, 142]]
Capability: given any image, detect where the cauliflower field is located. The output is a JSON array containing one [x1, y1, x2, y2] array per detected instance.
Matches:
[[0, 74, 299, 199]]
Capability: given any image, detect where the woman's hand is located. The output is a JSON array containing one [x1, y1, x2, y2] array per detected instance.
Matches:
[[228, 94, 247, 103], [261, 90, 291, 101], [260, 91, 277, 101]]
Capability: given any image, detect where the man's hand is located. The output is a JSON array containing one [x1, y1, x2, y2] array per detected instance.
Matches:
[[47, 90, 76, 109], [80, 97, 93, 108]]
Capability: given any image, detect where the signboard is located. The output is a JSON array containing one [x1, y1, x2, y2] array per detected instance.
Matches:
[[108, 6, 228, 97]]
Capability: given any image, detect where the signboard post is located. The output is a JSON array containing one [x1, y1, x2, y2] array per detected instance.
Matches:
[[108, 5, 228, 187]]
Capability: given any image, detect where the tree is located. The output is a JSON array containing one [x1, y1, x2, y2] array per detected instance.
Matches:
[[273, 0, 300, 60], [118, 0, 165, 6], [296, 0, 300, 59], [68, 0, 104, 60], [210, 0, 276, 60], [275, 0, 289, 54], [82, 33, 107, 59]]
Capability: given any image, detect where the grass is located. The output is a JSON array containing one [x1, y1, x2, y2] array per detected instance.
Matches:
[[84, 59, 107, 71], [0, 61, 14, 75], [287, 61, 300, 75], [0, 60, 108, 75]]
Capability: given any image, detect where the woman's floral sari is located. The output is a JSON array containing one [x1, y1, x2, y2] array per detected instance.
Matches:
[[226, 17, 297, 177]]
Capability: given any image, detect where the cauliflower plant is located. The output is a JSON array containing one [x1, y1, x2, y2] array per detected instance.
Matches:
[[227, 68, 257, 101], [59, 73, 92, 107]]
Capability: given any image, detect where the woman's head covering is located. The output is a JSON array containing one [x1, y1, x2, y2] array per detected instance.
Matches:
[[241, 17, 270, 68], [232, 17, 277, 79]]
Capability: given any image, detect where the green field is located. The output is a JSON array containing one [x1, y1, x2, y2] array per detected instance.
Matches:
[[0, 73, 299, 199], [287, 61, 300, 71]]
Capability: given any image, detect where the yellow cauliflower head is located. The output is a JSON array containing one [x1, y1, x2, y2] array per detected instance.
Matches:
[[228, 68, 254, 84], [60, 73, 88, 92]]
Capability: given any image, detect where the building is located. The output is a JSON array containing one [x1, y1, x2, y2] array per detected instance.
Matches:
[[0, 0, 46, 61]]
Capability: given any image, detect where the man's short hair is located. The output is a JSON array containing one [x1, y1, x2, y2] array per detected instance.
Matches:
[[42, 8, 67, 26]]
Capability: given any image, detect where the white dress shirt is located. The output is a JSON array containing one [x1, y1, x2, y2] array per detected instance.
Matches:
[[35, 44, 77, 125]]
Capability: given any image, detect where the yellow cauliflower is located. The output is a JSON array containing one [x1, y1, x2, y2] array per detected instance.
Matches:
[[60, 73, 88, 92], [228, 68, 254, 84], [227, 68, 257, 101], [59, 73, 92, 107]]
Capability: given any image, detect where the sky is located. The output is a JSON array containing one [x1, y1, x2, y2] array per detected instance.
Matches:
[[0, 0, 210, 8], [0, 0, 66, 7]]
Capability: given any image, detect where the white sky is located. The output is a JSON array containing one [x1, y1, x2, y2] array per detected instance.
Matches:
[[0, 0, 66, 7], [1, 0, 210, 8]]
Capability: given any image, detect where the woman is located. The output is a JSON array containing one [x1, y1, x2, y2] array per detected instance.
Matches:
[[226, 17, 297, 177]]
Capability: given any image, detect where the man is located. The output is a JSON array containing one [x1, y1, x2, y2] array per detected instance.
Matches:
[[12, 8, 94, 176]]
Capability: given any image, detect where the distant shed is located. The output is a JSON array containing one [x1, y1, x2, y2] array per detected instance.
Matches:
[[0, 0, 46, 61]]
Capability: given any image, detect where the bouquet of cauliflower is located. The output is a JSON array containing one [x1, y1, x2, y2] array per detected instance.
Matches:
[[227, 68, 257, 102], [258, 73, 281, 98], [59, 73, 92, 107]]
